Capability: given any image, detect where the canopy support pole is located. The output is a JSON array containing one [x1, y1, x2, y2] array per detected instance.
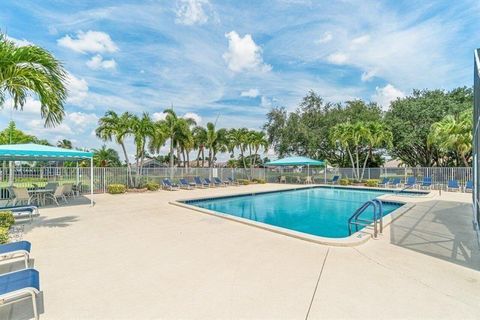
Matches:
[[90, 157, 94, 206], [307, 164, 310, 184], [76, 162, 79, 186]]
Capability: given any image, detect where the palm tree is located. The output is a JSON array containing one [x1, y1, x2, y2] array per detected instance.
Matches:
[[131, 113, 155, 186], [205, 122, 227, 167], [330, 123, 358, 179], [92, 145, 121, 167], [360, 122, 392, 180], [0, 33, 67, 126], [249, 131, 269, 169], [428, 110, 472, 167], [228, 128, 249, 170], [96, 111, 134, 186], [57, 139, 72, 149], [192, 126, 207, 167]]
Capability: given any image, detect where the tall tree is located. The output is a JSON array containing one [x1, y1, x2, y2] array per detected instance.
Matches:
[[131, 113, 155, 186], [428, 109, 472, 167], [385, 87, 472, 166], [205, 122, 227, 167], [0, 33, 67, 126], [96, 111, 134, 185], [57, 139, 72, 149], [92, 145, 121, 167], [192, 126, 207, 167]]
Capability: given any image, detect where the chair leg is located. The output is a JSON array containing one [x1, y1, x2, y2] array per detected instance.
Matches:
[[31, 291, 38, 320]]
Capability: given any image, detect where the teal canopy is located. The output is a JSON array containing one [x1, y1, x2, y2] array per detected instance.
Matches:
[[265, 156, 324, 166], [0, 143, 93, 161]]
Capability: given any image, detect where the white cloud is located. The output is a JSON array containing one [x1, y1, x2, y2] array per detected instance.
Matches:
[[66, 112, 98, 131], [260, 96, 272, 108], [240, 88, 260, 98], [326, 52, 348, 64], [29, 119, 73, 135], [66, 73, 89, 105], [183, 112, 202, 124], [315, 32, 333, 44], [175, 0, 212, 25], [223, 31, 271, 73], [372, 84, 405, 110], [351, 35, 370, 45], [152, 112, 167, 121], [86, 55, 117, 70], [57, 30, 118, 54], [361, 69, 377, 82], [6, 36, 32, 47]]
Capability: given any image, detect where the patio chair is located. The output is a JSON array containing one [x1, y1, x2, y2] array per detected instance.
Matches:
[[63, 183, 74, 198], [44, 182, 58, 191], [0, 240, 31, 268], [1, 205, 39, 222], [179, 178, 193, 190], [389, 178, 401, 188], [162, 178, 179, 191], [213, 177, 227, 187], [405, 177, 417, 189], [72, 182, 82, 197], [279, 176, 286, 184], [419, 176, 432, 189], [447, 180, 461, 192], [12, 188, 33, 206], [204, 178, 217, 187], [0, 269, 40, 320], [304, 176, 313, 184], [45, 185, 67, 206], [327, 175, 340, 184], [465, 180, 473, 193], [227, 177, 239, 186], [194, 177, 209, 188], [378, 177, 390, 188], [5, 187, 16, 206]]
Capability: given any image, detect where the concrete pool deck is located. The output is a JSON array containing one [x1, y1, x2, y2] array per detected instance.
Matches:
[[1, 184, 479, 319]]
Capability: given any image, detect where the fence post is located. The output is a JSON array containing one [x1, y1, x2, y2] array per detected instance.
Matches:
[[368, 168, 371, 180], [324, 168, 326, 184], [404, 167, 407, 182], [103, 167, 106, 193]]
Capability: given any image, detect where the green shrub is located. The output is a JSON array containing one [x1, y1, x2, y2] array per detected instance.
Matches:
[[339, 178, 350, 185], [107, 184, 127, 194], [145, 182, 160, 191], [0, 211, 15, 229], [0, 227, 9, 244], [252, 178, 266, 184], [237, 179, 250, 185], [365, 179, 379, 187]]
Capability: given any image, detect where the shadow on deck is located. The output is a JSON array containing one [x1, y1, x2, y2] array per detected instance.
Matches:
[[390, 200, 480, 271]]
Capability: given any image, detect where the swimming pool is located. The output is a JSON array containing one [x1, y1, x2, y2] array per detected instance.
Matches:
[[183, 187, 404, 238]]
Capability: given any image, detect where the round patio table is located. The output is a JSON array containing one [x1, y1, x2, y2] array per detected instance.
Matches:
[[28, 189, 54, 207]]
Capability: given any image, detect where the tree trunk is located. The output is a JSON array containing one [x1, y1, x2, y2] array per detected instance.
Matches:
[[186, 150, 190, 169], [355, 145, 360, 181], [120, 142, 134, 187], [360, 147, 371, 181], [461, 152, 469, 167], [201, 148, 205, 167], [346, 146, 357, 180], [196, 149, 201, 167]]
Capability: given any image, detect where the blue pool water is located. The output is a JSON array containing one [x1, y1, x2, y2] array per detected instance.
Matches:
[[185, 187, 403, 238]]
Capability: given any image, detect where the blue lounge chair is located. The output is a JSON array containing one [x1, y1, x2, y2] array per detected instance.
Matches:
[[405, 177, 417, 189], [162, 178, 179, 191], [204, 178, 218, 187], [227, 177, 239, 186], [447, 180, 460, 192], [0, 241, 31, 268], [179, 178, 194, 189], [0, 269, 40, 319], [194, 176, 209, 188], [420, 176, 432, 189], [465, 180, 473, 193], [378, 177, 390, 187], [389, 178, 401, 188], [213, 177, 226, 187], [0, 205, 38, 222], [327, 175, 340, 184]]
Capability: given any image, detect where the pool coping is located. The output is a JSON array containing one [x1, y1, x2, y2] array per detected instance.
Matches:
[[170, 185, 419, 246]]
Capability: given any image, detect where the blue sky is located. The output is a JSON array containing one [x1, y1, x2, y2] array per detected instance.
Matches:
[[1, 0, 480, 160]]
